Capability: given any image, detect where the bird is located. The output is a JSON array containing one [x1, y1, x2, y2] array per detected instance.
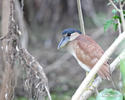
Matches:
[[57, 28, 111, 80]]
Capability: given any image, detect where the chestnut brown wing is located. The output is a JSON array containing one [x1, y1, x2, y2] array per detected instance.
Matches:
[[75, 35, 111, 80]]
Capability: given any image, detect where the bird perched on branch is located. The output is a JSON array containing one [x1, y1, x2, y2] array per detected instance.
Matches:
[[58, 28, 111, 80]]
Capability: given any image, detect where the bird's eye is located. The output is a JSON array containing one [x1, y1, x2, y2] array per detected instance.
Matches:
[[67, 33, 71, 36]]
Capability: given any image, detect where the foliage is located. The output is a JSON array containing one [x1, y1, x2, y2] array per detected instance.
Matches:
[[88, 95, 96, 100], [104, 10, 120, 32], [105, 0, 125, 32], [120, 59, 125, 99], [104, 0, 125, 32], [96, 89, 123, 100]]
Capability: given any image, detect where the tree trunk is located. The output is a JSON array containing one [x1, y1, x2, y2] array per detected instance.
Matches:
[[0, 0, 16, 100]]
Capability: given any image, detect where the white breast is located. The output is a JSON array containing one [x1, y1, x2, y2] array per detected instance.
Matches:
[[68, 47, 90, 72]]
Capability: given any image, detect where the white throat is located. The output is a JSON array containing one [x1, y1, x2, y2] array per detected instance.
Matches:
[[67, 42, 90, 72]]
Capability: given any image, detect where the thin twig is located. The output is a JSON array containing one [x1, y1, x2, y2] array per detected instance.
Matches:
[[118, 19, 122, 34], [119, 0, 125, 31], [109, 0, 120, 12], [45, 86, 52, 100], [122, 1, 125, 7], [77, 0, 86, 35], [72, 32, 125, 100]]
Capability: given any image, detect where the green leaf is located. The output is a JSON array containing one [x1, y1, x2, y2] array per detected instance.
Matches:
[[120, 0, 124, 2], [120, 59, 125, 83], [120, 59, 125, 97], [112, 9, 117, 14], [113, 0, 124, 3], [104, 19, 114, 32], [112, 15, 121, 23], [112, 15, 120, 20], [88, 96, 96, 100], [113, 0, 119, 3], [96, 89, 123, 100], [123, 10, 125, 14], [113, 23, 118, 31]]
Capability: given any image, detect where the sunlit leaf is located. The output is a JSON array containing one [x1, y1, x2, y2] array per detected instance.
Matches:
[[120, 0, 124, 2], [88, 96, 96, 100], [113, 0, 119, 3], [120, 59, 125, 98], [96, 89, 123, 100], [112, 9, 117, 14], [120, 59, 125, 83]]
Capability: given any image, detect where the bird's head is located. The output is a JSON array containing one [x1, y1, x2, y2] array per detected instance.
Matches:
[[57, 28, 82, 49]]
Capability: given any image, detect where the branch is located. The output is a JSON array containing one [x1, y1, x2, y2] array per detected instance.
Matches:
[[72, 32, 125, 100], [77, 0, 86, 35], [118, 19, 122, 34], [79, 49, 125, 100], [0, 0, 17, 99], [109, 0, 120, 12], [109, 0, 125, 32], [0, 0, 52, 99], [1, 0, 10, 35], [119, 0, 125, 31], [122, 1, 125, 7]]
